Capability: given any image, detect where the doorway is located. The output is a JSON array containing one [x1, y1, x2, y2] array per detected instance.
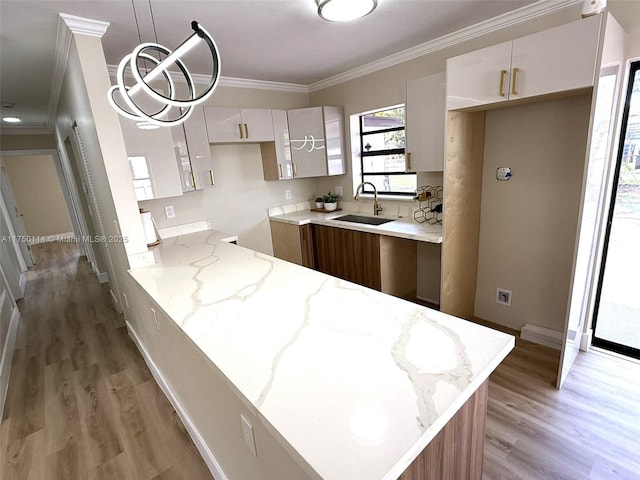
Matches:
[[592, 61, 640, 359]]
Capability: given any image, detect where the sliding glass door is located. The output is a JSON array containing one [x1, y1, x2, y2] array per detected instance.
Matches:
[[592, 61, 640, 359]]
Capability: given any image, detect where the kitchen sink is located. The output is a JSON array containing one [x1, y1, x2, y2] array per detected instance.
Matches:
[[332, 214, 395, 226]]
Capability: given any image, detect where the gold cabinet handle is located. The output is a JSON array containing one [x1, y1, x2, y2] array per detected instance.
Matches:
[[279, 164, 284, 178], [244, 123, 249, 139], [499, 69, 507, 97], [238, 123, 244, 139], [209, 170, 215, 186], [293, 163, 298, 177], [190, 171, 197, 189], [511, 67, 519, 95], [406, 152, 412, 171]]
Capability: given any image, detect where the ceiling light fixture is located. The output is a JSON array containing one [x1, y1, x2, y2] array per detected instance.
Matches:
[[317, 0, 378, 22], [2, 116, 21, 123], [108, 1, 221, 127]]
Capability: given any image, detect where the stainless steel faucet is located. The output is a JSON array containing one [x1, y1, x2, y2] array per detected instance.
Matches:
[[354, 182, 383, 216]]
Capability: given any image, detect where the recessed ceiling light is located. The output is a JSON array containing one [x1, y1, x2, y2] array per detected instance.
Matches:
[[2, 116, 21, 123], [317, 0, 378, 22]]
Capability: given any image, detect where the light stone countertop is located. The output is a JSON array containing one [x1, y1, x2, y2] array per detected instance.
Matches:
[[129, 230, 513, 480], [268, 201, 443, 244]]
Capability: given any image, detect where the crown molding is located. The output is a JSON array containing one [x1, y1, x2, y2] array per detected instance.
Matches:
[[308, 0, 582, 92], [106, 65, 309, 94], [59, 13, 110, 37]]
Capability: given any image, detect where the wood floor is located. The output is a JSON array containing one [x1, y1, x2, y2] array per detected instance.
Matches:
[[2, 242, 639, 479], [0, 242, 213, 480]]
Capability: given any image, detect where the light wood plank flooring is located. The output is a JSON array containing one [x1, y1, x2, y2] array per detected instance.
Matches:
[[2, 242, 639, 479], [0, 242, 213, 480]]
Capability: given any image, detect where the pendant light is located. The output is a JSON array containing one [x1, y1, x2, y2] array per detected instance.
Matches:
[[317, 0, 378, 22], [108, 1, 221, 127]]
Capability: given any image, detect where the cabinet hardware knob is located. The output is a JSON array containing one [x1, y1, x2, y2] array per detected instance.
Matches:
[[293, 163, 298, 177], [499, 69, 507, 97], [209, 170, 215, 185], [279, 164, 284, 178], [406, 152, 412, 171], [190, 171, 197, 189], [511, 67, 519, 95], [238, 123, 244, 139], [244, 123, 249, 139]]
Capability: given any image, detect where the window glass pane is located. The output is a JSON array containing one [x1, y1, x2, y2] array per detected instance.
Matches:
[[361, 106, 405, 133], [128, 156, 150, 180], [362, 130, 405, 151], [362, 153, 406, 173], [362, 174, 417, 194]]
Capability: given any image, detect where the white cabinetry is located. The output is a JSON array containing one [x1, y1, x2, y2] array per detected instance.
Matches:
[[287, 106, 345, 178], [120, 117, 183, 201], [261, 110, 294, 181], [172, 107, 215, 192], [204, 107, 274, 143], [405, 72, 446, 172], [447, 15, 601, 110]]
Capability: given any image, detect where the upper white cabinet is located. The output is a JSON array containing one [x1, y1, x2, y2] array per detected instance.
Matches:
[[204, 107, 274, 143], [447, 15, 601, 110], [287, 106, 346, 178], [261, 110, 294, 181], [405, 71, 446, 172], [172, 107, 216, 192], [120, 117, 183, 201]]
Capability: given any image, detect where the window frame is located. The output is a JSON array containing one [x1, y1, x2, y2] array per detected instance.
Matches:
[[358, 106, 416, 197]]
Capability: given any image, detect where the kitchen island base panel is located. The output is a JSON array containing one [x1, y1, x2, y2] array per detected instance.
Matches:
[[398, 380, 488, 480]]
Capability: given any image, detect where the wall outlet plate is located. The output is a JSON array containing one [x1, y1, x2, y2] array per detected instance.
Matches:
[[335, 185, 343, 196], [496, 167, 512, 181], [496, 288, 512, 306], [240, 414, 257, 456], [164, 205, 175, 219], [285, 189, 292, 200]]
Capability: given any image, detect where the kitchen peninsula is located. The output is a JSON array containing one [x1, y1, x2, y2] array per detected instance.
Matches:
[[127, 230, 514, 480]]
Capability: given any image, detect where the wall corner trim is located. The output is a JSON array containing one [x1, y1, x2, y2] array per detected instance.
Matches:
[[125, 321, 229, 480]]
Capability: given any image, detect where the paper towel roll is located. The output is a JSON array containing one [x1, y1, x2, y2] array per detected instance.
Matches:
[[141, 211, 159, 246]]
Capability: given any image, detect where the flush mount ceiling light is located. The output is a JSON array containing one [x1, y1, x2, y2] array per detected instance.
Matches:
[[108, 1, 221, 127], [317, 0, 378, 22], [2, 116, 21, 123]]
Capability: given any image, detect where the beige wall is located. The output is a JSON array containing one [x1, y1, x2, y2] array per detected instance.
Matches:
[[3, 154, 73, 238], [0, 134, 56, 151], [474, 95, 592, 332]]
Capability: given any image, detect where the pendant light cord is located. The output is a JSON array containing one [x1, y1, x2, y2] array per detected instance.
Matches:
[[131, 0, 143, 45], [148, 0, 161, 62]]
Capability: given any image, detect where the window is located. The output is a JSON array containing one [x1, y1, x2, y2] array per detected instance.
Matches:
[[359, 106, 416, 196], [128, 155, 154, 201]]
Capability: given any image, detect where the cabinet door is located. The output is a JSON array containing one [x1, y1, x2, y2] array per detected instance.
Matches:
[[240, 109, 275, 142], [323, 106, 346, 176], [272, 110, 293, 179], [170, 123, 196, 192], [121, 117, 183, 200], [406, 72, 446, 172], [185, 107, 216, 189], [446, 41, 513, 110], [204, 107, 243, 142], [510, 15, 600, 101], [288, 107, 327, 178]]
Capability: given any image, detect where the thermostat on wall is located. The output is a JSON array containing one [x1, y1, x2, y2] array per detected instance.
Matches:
[[496, 167, 512, 181]]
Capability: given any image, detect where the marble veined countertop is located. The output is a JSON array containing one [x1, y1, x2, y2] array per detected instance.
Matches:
[[129, 230, 513, 480], [269, 202, 443, 244]]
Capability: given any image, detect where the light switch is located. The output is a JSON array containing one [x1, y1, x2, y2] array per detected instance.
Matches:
[[165, 205, 175, 218]]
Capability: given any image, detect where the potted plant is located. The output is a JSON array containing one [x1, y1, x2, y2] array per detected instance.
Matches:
[[323, 192, 341, 211], [315, 197, 324, 209]]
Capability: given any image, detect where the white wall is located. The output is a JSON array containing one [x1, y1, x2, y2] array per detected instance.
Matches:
[[3, 154, 73, 238]]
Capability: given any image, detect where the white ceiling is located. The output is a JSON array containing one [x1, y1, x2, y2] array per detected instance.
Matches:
[[1, 0, 637, 134]]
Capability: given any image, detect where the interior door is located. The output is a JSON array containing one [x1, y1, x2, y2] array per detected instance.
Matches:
[[0, 159, 34, 267]]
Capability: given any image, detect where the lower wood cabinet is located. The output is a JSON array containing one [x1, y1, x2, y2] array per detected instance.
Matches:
[[313, 224, 417, 299], [270, 221, 315, 268]]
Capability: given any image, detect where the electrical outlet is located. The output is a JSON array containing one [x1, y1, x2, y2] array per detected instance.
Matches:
[[285, 189, 292, 200], [335, 185, 343, 196], [165, 205, 175, 219], [496, 288, 512, 306], [122, 292, 130, 310], [151, 307, 160, 330], [240, 414, 257, 456]]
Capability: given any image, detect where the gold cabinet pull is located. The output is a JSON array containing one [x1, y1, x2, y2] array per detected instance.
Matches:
[[279, 164, 284, 178], [244, 123, 249, 139], [238, 123, 244, 139], [190, 171, 197, 189], [406, 152, 412, 171], [209, 170, 215, 186], [499, 69, 507, 97], [511, 67, 519, 95], [293, 163, 298, 177]]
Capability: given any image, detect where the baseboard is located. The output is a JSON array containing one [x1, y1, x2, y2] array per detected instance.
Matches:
[[0, 307, 20, 417], [520, 323, 563, 350], [125, 321, 228, 480]]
